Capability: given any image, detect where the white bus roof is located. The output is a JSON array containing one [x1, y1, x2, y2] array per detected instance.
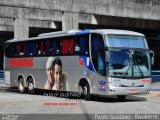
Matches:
[[91, 29, 144, 36], [6, 29, 145, 43]]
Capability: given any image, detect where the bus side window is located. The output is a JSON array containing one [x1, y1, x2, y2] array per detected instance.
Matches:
[[26, 42, 34, 56], [62, 39, 69, 54], [16, 44, 21, 56], [10, 43, 16, 57], [80, 38, 86, 54], [5, 43, 10, 57], [75, 40, 80, 53], [26, 43, 30, 56], [19, 43, 25, 56], [39, 41, 46, 55], [6, 43, 15, 57], [69, 38, 74, 54], [24, 43, 27, 56], [44, 41, 48, 55], [30, 42, 34, 56], [37, 41, 41, 55], [43, 41, 46, 55], [52, 40, 57, 54], [53, 39, 61, 55], [76, 35, 89, 55], [30, 42, 35, 56], [46, 40, 51, 55], [62, 38, 75, 55], [56, 40, 61, 54], [34, 41, 39, 56]]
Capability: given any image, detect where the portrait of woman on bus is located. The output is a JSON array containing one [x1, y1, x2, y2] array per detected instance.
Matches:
[[44, 57, 68, 91]]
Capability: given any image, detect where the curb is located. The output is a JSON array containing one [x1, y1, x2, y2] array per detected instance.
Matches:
[[138, 92, 160, 97], [140, 94, 160, 97], [0, 84, 11, 90]]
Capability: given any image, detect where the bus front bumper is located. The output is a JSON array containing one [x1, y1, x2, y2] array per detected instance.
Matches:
[[106, 86, 151, 95]]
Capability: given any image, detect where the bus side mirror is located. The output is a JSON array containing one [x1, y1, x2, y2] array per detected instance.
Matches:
[[150, 50, 154, 65]]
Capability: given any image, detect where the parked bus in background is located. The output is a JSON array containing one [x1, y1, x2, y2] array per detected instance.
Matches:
[[4, 29, 152, 100]]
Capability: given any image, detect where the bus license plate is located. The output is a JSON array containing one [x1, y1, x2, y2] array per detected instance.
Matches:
[[129, 89, 137, 93]]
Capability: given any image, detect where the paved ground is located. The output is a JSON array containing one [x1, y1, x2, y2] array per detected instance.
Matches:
[[0, 80, 160, 120], [0, 88, 160, 120], [0, 87, 160, 114]]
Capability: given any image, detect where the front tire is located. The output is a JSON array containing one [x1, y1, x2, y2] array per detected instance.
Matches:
[[18, 78, 25, 93], [27, 79, 36, 94]]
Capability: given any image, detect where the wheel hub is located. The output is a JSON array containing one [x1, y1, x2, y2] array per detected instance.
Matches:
[[83, 86, 87, 95], [29, 83, 33, 90]]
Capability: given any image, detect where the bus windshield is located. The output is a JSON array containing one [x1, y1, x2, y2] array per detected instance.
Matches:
[[108, 48, 151, 79]]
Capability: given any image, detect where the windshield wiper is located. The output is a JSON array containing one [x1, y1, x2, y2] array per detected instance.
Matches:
[[135, 64, 144, 78], [122, 66, 130, 78], [113, 71, 128, 75], [132, 53, 144, 78]]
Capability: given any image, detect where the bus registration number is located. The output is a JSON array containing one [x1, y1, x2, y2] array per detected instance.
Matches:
[[129, 89, 137, 93]]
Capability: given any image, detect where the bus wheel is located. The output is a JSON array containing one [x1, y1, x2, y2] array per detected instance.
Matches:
[[27, 79, 35, 95], [18, 78, 25, 93], [81, 83, 91, 100], [117, 95, 126, 101]]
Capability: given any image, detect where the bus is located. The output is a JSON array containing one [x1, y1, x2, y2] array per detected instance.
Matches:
[[4, 29, 152, 100]]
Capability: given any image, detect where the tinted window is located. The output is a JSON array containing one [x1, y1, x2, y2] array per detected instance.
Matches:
[[75, 34, 89, 55], [5, 35, 88, 58], [91, 34, 106, 76]]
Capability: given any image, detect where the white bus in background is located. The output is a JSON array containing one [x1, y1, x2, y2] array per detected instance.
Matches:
[[4, 29, 152, 100]]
